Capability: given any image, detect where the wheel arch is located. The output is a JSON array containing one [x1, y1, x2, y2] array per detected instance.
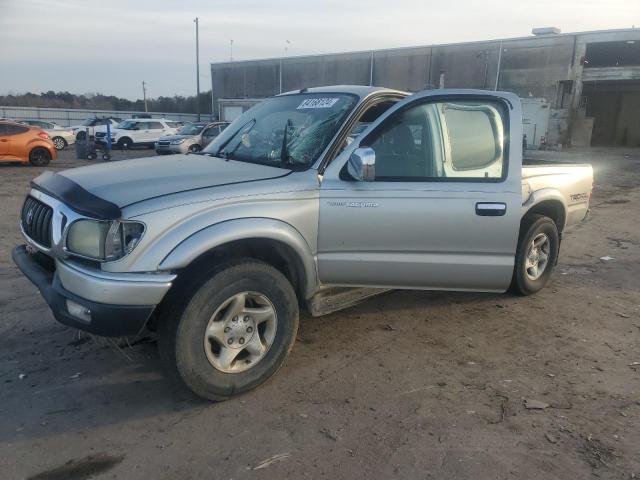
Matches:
[[160, 218, 318, 300], [522, 190, 567, 235]]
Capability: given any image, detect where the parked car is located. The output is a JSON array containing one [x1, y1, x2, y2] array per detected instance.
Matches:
[[155, 121, 229, 154], [13, 87, 593, 401], [71, 117, 122, 141], [0, 121, 56, 166], [95, 118, 180, 149], [19, 120, 75, 150]]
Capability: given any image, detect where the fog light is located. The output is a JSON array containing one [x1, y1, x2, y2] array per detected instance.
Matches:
[[66, 300, 91, 323]]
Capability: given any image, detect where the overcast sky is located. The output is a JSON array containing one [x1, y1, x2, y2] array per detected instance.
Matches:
[[0, 0, 638, 100]]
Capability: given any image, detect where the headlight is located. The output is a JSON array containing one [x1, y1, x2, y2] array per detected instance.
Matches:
[[170, 139, 186, 145], [66, 220, 145, 261]]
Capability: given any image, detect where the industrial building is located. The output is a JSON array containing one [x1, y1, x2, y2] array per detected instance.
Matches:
[[210, 28, 640, 148]]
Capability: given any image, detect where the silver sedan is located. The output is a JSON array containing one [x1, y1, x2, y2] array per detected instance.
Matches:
[[155, 121, 229, 155]]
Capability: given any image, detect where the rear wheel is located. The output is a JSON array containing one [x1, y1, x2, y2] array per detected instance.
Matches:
[[52, 136, 67, 150], [28, 147, 51, 166], [510, 214, 559, 295], [76, 131, 86, 142], [188, 144, 201, 153], [158, 259, 299, 401]]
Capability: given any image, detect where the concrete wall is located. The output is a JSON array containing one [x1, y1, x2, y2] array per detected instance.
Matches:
[[211, 34, 577, 103]]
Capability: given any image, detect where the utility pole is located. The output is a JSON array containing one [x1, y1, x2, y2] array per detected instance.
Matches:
[[142, 80, 148, 112], [230, 39, 234, 62], [194, 17, 201, 121], [279, 40, 290, 94]]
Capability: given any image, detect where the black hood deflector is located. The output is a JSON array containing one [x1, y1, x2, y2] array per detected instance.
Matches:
[[31, 171, 122, 219]]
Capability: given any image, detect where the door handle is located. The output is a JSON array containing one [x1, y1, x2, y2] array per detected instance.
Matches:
[[0, 139, 8, 142], [476, 202, 506, 216]]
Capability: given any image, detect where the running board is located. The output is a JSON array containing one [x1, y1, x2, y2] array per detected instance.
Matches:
[[307, 287, 391, 317]]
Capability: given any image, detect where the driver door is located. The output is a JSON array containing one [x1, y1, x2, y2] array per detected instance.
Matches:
[[317, 91, 522, 292]]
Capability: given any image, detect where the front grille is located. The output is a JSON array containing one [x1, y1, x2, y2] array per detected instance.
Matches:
[[21, 196, 53, 248], [157, 141, 171, 146]]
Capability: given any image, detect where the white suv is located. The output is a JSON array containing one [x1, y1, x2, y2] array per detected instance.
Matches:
[[95, 119, 180, 149], [71, 117, 122, 141]]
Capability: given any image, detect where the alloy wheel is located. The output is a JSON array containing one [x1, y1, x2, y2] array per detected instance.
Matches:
[[203, 291, 277, 373], [525, 233, 550, 280]]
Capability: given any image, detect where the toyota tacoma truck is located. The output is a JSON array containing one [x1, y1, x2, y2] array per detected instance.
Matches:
[[13, 86, 593, 401]]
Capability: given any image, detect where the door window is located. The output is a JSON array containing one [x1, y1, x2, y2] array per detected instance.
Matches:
[[363, 99, 507, 181], [148, 122, 164, 129]]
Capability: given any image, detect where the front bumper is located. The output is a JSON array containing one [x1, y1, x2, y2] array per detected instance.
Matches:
[[12, 245, 174, 336]]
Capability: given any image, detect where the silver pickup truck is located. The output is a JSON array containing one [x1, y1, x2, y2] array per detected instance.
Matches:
[[13, 86, 592, 400]]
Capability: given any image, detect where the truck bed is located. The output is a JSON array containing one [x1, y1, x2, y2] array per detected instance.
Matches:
[[522, 161, 593, 229]]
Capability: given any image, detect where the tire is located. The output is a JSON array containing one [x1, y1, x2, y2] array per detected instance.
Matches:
[[28, 147, 51, 166], [52, 136, 67, 150], [188, 144, 201, 153], [117, 137, 132, 149], [76, 131, 86, 142], [102, 153, 111, 161], [510, 214, 559, 295], [158, 258, 299, 401]]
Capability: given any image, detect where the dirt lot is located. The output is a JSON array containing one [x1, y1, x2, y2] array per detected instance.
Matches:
[[0, 146, 639, 480]]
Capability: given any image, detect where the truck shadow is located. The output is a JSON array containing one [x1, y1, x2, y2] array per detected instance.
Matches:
[[0, 288, 512, 444]]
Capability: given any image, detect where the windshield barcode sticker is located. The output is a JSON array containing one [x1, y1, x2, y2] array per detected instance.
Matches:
[[297, 98, 339, 109]]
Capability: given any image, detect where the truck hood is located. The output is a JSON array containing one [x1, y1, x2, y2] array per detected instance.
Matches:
[[57, 154, 290, 208]]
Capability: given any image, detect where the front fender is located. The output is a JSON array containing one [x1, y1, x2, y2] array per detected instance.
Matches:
[[159, 217, 318, 298]]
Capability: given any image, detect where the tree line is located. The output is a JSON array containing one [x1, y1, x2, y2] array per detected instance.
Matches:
[[0, 90, 214, 114]]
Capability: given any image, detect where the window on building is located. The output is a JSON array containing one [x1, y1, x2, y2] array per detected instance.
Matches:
[[584, 41, 640, 68]]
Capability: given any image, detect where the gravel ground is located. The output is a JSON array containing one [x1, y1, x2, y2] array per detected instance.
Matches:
[[0, 146, 639, 480]]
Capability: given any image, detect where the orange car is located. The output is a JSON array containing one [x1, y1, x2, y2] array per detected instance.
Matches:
[[0, 121, 57, 166]]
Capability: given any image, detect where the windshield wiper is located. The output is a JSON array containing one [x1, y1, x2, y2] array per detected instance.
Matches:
[[213, 118, 256, 160]]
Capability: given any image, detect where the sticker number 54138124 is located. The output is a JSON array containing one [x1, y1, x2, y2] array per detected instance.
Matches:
[[297, 98, 340, 109]]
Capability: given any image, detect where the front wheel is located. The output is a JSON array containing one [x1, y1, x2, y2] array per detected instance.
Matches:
[[117, 137, 132, 149], [158, 259, 299, 401], [510, 214, 559, 295]]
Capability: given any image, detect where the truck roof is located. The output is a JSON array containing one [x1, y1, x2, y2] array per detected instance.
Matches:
[[279, 85, 408, 99]]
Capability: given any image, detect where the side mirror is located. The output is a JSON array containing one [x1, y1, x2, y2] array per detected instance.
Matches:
[[348, 147, 376, 182]]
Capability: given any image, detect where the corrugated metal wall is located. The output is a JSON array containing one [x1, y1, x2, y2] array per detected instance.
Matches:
[[0, 106, 202, 127], [210, 34, 579, 109]]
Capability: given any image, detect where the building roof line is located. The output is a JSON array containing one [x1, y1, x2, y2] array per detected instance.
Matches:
[[210, 27, 639, 67]]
